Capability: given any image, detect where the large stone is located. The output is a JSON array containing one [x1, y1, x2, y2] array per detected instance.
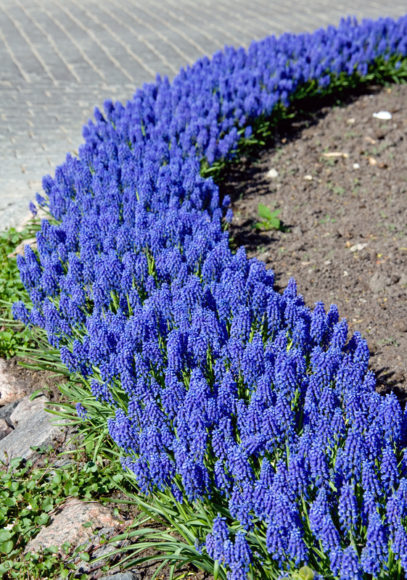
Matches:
[[26, 498, 120, 554], [0, 359, 29, 406], [0, 395, 65, 462]]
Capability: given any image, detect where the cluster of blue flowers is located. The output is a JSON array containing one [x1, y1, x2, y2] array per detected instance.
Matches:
[[13, 15, 407, 579]]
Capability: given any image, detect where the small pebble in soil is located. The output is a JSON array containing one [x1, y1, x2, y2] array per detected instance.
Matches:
[[350, 243, 368, 252], [266, 168, 278, 179], [373, 111, 392, 120]]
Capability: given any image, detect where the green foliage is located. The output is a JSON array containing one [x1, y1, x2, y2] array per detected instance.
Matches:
[[293, 566, 317, 580], [2, 55, 407, 579], [0, 449, 124, 579], [255, 203, 283, 231], [0, 226, 35, 302], [0, 223, 40, 358], [96, 473, 231, 580]]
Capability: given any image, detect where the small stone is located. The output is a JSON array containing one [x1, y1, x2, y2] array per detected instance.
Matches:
[[347, 118, 355, 124], [364, 135, 377, 145], [372, 111, 392, 120], [321, 152, 348, 159], [99, 573, 141, 580], [0, 418, 12, 440], [368, 156, 377, 166], [349, 243, 368, 252], [353, 162, 360, 169], [304, 174, 313, 180], [0, 360, 29, 406], [266, 168, 278, 179], [343, 271, 349, 277]]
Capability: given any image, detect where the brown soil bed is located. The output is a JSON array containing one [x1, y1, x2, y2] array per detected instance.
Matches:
[[222, 82, 407, 400]]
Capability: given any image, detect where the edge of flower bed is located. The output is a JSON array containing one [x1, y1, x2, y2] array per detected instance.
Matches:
[[10, 15, 407, 580]]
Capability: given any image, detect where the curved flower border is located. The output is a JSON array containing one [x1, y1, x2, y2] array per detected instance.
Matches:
[[13, 15, 407, 579]]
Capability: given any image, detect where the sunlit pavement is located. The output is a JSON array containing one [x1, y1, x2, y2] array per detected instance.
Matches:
[[0, 0, 405, 230]]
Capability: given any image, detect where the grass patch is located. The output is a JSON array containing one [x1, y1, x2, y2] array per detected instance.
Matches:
[[0, 223, 40, 358], [0, 449, 125, 579]]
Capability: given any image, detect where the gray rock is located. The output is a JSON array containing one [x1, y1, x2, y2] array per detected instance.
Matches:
[[99, 572, 141, 580], [0, 395, 66, 462], [9, 394, 47, 427]]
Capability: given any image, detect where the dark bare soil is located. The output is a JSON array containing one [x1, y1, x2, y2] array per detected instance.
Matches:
[[222, 83, 407, 401]]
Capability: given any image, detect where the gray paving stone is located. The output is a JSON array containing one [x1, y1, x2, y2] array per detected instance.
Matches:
[[0, 0, 406, 231]]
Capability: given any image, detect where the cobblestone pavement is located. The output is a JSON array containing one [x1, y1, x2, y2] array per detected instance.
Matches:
[[0, 0, 406, 230]]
